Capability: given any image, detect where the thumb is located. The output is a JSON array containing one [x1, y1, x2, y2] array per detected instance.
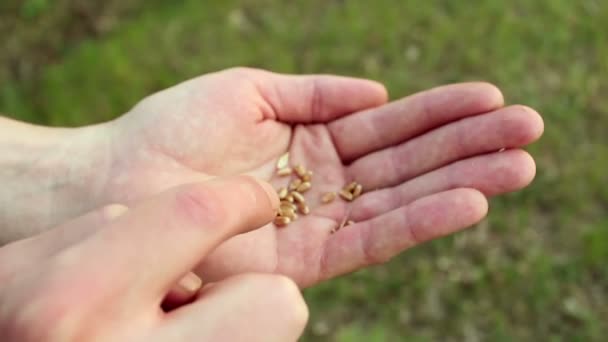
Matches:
[[72, 175, 279, 303]]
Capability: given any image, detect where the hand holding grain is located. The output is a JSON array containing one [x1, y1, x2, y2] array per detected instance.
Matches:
[[84, 68, 543, 287], [0, 177, 308, 342]]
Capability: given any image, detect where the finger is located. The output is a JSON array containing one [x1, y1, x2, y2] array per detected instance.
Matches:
[[0, 204, 128, 272], [243, 68, 388, 123], [348, 105, 544, 189], [160, 274, 308, 342], [3, 203, 203, 307], [350, 149, 535, 221], [162, 272, 203, 311], [73, 176, 279, 300], [329, 82, 504, 161], [319, 188, 488, 281]]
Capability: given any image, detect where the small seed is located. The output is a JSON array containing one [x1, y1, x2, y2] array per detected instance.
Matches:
[[274, 216, 291, 227], [281, 207, 297, 220], [302, 170, 313, 182], [286, 194, 294, 203], [345, 181, 358, 192], [280, 202, 297, 212], [296, 181, 311, 193], [278, 187, 288, 199], [352, 184, 363, 198], [291, 191, 305, 203], [339, 189, 354, 201], [289, 178, 302, 191], [298, 203, 310, 215], [276, 152, 290, 169], [294, 164, 307, 178], [321, 192, 336, 203], [346, 220, 355, 226], [277, 167, 293, 177]]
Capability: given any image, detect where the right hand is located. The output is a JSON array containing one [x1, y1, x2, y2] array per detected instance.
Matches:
[[0, 176, 308, 342]]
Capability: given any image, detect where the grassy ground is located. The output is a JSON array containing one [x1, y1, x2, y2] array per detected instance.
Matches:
[[2, 0, 607, 340]]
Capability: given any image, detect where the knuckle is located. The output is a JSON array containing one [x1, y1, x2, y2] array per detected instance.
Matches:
[[174, 184, 226, 228]]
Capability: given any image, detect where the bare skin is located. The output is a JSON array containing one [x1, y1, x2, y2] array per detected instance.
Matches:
[[0, 178, 309, 342], [0, 67, 544, 287]]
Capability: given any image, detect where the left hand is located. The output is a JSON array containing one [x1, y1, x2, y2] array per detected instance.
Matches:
[[10, 67, 545, 287]]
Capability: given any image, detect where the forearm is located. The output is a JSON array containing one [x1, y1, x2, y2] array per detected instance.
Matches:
[[0, 116, 110, 245]]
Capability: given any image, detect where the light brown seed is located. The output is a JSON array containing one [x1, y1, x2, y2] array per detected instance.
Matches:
[[321, 192, 336, 203], [289, 178, 302, 191], [274, 216, 291, 227], [291, 191, 305, 203], [302, 170, 313, 182], [352, 184, 363, 198], [286, 194, 294, 203], [280, 202, 297, 212], [294, 164, 307, 178], [278, 187, 288, 199], [277, 167, 293, 177], [296, 181, 311, 193], [276, 152, 290, 169], [339, 189, 354, 201], [345, 181, 358, 192], [280, 207, 297, 220], [298, 203, 310, 215], [346, 220, 355, 226]]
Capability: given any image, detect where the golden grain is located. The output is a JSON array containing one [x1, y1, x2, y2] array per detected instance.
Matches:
[[339, 189, 354, 201], [274, 216, 291, 227], [277, 167, 293, 177], [286, 194, 294, 203], [291, 191, 305, 203], [276, 152, 290, 169], [278, 187, 288, 199], [296, 181, 311, 193], [281, 207, 297, 220], [321, 192, 336, 203], [280, 201, 297, 212], [302, 170, 313, 182], [294, 164, 307, 178], [352, 184, 363, 198], [298, 203, 310, 215], [345, 181, 358, 192], [289, 178, 302, 191], [346, 220, 355, 226]]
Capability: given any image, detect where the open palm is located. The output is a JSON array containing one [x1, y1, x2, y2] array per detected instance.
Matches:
[[104, 68, 543, 287]]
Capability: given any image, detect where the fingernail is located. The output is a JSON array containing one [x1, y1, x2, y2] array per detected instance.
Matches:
[[178, 272, 203, 293], [102, 204, 129, 222], [258, 180, 280, 210]]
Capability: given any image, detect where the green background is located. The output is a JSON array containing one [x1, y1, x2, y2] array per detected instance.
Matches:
[[1, 0, 607, 340]]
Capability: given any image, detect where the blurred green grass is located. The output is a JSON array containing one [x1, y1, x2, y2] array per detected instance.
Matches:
[[1, 0, 607, 340]]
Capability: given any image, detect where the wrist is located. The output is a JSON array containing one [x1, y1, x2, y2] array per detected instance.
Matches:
[[0, 117, 113, 244]]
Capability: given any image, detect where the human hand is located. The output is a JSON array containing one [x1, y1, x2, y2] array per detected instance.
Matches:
[[100, 68, 543, 287], [2, 68, 544, 287], [0, 176, 308, 342]]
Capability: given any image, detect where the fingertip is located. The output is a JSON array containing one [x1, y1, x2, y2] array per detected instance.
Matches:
[[507, 149, 537, 190], [456, 82, 504, 113], [458, 188, 489, 221], [238, 176, 280, 213], [476, 82, 505, 109], [519, 105, 545, 141], [365, 79, 389, 104]]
